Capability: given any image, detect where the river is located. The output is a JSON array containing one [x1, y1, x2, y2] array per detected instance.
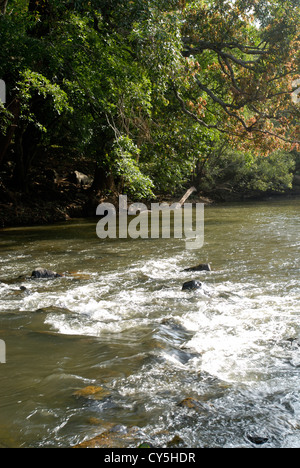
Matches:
[[0, 198, 299, 448]]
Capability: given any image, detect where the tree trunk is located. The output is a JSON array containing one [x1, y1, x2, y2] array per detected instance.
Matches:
[[90, 137, 116, 193], [12, 125, 28, 193], [0, 0, 8, 15], [11, 122, 40, 193], [0, 98, 20, 168], [91, 164, 116, 193], [28, 0, 50, 37]]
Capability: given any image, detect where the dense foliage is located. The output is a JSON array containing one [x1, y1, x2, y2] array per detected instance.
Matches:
[[0, 0, 299, 201]]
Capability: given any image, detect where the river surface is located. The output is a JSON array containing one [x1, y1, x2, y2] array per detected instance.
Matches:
[[0, 198, 299, 448]]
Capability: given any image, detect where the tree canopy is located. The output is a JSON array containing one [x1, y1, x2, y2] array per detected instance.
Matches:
[[0, 0, 299, 202]]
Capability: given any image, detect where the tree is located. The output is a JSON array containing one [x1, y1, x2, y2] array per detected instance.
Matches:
[[0, 1, 73, 191], [0, 0, 299, 201], [124, 0, 298, 193], [148, 0, 300, 151], [11, 71, 72, 191]]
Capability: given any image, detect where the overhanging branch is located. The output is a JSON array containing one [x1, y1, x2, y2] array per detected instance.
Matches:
[[172, 83, 300, 145], [182, 37, 269, 70]]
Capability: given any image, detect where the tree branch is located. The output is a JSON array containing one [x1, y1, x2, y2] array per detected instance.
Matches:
[[172, 82, 299, 145], [171, 83, 240, 136], [182, 37, 269, 70]]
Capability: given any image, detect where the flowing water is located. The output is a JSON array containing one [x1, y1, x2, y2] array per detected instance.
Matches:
[[0, 198, 299, 448]]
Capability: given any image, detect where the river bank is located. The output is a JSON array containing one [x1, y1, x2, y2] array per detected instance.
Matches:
[[1, 184, 299, 229]]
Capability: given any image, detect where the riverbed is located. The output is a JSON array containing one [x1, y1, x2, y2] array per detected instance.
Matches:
[[0, 198, 299, 448]]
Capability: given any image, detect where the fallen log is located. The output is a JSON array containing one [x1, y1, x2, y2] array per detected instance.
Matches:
[[178, 186, 197, 206]]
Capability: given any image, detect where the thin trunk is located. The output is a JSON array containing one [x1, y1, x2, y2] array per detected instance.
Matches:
[[0, 99, 20, 168], [0, 0, 8, 15], [12, 125, 28, 193], [91, 164, 115, 193]]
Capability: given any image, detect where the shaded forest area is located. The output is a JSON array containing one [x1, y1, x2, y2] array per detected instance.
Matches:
[[0, 0, 299, 227]]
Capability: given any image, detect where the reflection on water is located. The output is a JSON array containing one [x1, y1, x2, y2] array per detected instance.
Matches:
[[0, 198, 299, 447]]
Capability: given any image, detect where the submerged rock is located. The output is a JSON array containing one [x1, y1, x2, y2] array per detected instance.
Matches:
[[73, 425, 141, 448], [178, 397, 201, 409], [138, 442, 155, 448], [182, 280, 202, 291], [73, 385, 111, 401], [167, 435, 185, 448], [31, 268, 62, 279], [183, 263, 211, 272], [67, 271, 91, 280], [177, 397, 216, 415]]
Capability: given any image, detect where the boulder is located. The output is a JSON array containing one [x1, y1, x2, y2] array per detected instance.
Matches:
[[182, 280, 202, 291], [183, 263, 211, 272], [31, 268, 62, 279], [68, 171, 93, 187], [247, 434, 269, 445], [75, 171, 93, 187]]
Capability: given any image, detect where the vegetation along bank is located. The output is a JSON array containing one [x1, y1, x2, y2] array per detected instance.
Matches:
[[0, 0, 299, 228]]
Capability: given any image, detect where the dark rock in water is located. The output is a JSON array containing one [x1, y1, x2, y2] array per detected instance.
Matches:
[[183, 263, 211, 272], [182, 280, 202, 291], [31, 268, 62, 279], [286, 337, 300, 348], [11, 285, 29, 296], [247, 435, 269, 445]]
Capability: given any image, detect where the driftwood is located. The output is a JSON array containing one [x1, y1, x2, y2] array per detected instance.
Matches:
[[178, 186, 197, 206]]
